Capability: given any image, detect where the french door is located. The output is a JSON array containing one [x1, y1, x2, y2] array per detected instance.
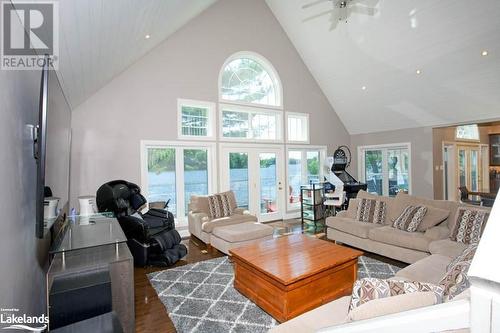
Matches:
[[220, 144, 284, 222], [457, 145, 482, 194]]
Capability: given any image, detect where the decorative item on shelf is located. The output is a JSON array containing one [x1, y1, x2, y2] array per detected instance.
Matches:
[[78, 195, 97, 216], [300, 183, 325, 228], [44, 197, 60, 219]]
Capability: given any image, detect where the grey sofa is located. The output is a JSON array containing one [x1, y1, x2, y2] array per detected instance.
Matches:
[[326, 191, 489, 263]]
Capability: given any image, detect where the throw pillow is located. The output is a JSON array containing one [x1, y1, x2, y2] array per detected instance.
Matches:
[[347, 291, 438, 322], [346, 198, 361, 219], [349, 277, 444, 311], [393, 205, 428, 232], [207, 193, 234, 218], [356, 199, 387, 224], [447, 242, 479, 271], [450, 208, 490, 244], [439, 260, 472, 302]]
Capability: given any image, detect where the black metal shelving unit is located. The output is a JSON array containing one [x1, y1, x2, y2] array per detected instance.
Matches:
[[300, 184, 325, 228]]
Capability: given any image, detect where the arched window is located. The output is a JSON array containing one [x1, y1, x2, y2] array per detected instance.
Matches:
[[220, 52, 282, 108]]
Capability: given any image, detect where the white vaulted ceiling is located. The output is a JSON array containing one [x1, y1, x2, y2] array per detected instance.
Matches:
[[55, 0, 217, 108], [266, 0, 500, 134]]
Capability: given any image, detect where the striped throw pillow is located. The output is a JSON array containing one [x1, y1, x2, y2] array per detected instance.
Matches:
[[393, 205, 427, 232], [356, 199, 387, 224], [450, 208, 489, 244], [207, 193, 234, 218]]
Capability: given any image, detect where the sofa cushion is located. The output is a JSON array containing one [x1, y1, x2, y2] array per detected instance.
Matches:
[[190, 195, 210, 214], [212, 222, 273, 243], [326, 217, 383, 239], [394, 254, 452, 285], [417, 206, 450, 232], [450, 207, 490, 244], [349, 278, 444, 311], [429, 239, 468, 258], [268, 296, 351, 333], [447, 243, 478, 271], [357, 190, 400, 223], [355, 199, 387, 224], [347, 291, 438, 322], [395, 192, 459, 230], [368, 226, 431, 252], [201, 214, 257, 233], [393, 205, 428, 232], [345, 198, 361, 219]]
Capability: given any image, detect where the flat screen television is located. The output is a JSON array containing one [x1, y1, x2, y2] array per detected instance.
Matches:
[[35, 57, 72, 239]]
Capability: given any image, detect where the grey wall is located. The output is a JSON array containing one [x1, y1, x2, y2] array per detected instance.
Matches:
[[70, 0, 349, 202], [350, 127, 434, 198], [0, 67, 49, 315]]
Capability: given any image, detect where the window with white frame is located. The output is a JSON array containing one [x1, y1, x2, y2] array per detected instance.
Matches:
[[220, 104, 282, 141], [358, 143, 411, 197], [287, 112, 309, 143], [220, 53, 282, 108], [141, 141, 216, 227], [287, 147, 326, 210], [455, 124, 480, 141], [178, 99, 215, 140]]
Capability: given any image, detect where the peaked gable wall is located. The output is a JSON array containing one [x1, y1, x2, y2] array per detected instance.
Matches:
[[70, 0, 349, 202]]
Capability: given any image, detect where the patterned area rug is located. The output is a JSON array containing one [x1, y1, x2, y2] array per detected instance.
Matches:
[[148, 256, 401, 333]]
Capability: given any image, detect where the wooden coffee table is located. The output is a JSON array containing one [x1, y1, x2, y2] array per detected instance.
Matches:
[[229, 234, 363, 322]]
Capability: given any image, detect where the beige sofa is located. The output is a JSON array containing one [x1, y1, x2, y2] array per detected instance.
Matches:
[[188, 192, 257, 244], [270, 251, 468, 333], [326, 191, 489, 263]]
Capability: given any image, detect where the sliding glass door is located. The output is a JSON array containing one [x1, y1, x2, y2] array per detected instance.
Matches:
[[142, 142, 215, 226], [360, 144, 411, 197], [221, 145, 284, 222]]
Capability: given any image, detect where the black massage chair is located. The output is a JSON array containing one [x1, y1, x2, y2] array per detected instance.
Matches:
[[96, 180, 187, 267]]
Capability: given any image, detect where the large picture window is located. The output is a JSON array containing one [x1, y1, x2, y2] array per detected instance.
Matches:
[[141, 141, 216, 227], [358, 143, 411, 197]]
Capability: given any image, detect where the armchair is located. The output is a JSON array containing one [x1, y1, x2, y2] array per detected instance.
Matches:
[[188, 191, 257, 244]]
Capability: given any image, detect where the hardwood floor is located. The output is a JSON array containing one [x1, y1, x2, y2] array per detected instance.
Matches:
[[133, 219, 406, 332]]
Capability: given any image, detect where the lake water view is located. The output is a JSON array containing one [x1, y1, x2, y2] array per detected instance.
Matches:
[[148, 164, 307, 216]]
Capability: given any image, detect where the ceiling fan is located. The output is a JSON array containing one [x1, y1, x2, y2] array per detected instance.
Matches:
[[302, 0, 379, 30]]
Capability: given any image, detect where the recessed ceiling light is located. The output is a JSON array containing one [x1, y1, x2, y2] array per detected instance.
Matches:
[[416, 69, 421, 74], [145, 34, 151, 39], [361, 86, 367, 90], [481, 50, 488, 56]]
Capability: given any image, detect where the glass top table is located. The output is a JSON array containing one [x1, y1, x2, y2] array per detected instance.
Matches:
[[49, 213, 127, 254]]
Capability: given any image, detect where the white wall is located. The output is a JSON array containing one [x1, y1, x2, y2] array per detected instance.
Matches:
[[70, 0, 350, 203], [350, 127, 434, 198]]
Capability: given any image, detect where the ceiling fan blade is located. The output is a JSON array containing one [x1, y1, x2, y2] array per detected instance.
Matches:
[[302, 0, 330, 9], [350, 5, 378, 16], [302, 9, 334, 22]]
